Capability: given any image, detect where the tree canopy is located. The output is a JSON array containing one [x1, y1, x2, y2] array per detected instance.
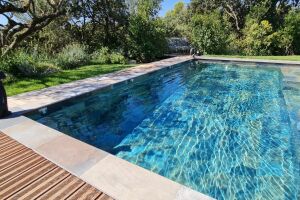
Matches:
[[0, 0, 166, 61], [0, 0, 66, 55], [1, 0, 300, 61], [164, 0, 300, 55]]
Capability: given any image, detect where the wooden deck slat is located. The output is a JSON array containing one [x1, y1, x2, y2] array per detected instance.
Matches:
[[66, 184, 103, 200], [0, 150, 35, 171], [0, 137, 13, 145], [37, 176, 85, 200], [0, 132, 113, 200], [0, 162, 56, 199], [0, 140, 19, 151], [0, 149, 35, 169], [96, 193, 115, 200], [7, 168, 70, 200], [0, 134, 8, 140], [0, 144, 27, 159], [0, 155, 45, 184], [0, 147, 30, 163]]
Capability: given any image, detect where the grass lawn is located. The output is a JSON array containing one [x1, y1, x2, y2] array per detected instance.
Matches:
[[5, 63, 136, 96], [208, 55, 300, 61]]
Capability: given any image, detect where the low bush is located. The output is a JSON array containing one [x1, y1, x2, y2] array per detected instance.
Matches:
[[56, 43, 89, 69], [92, 47, 110, 64], [92, 47, 127, 64], [110, 52, 127, 64], [0, 51, 33, 75], [18, 62, 59, 77], [0, 50, 59, 77]]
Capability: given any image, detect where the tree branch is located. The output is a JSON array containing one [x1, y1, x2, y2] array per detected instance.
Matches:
[[0, 0, 66, 56]]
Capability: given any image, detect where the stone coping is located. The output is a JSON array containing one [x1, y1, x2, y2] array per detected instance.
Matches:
[[3, 56, 300, 200], [197, 56, 300, 67]]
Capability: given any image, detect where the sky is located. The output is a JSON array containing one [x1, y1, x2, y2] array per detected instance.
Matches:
[[0, 15, 7, 25], [159, 0, 190, 16], [0, 0, 189, 25]]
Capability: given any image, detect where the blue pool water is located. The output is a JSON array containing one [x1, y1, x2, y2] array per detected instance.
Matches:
[[28, 61, 300, 200]]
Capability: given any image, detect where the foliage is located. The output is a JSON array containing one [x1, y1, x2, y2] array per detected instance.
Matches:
[[134, 0, 163, 18], [110, 53, 127, 64], [127, 14, 167, 62], [28, 19, 74, 56], [164, 2, 189, 37], [242, 20, 278, 56], [56, 43, 89, 69], [189, 0, 299, 33], [0, 0, 67, 56], [163, 0, 300, 56], [2, 0, 300, 70], [0, 50, 59, 77], [92, 47, 127, 64], [277, 10, 300, 55], [92, 47, 110, 64], [190, 11, 231, 54], [69, 0, 129, 51]]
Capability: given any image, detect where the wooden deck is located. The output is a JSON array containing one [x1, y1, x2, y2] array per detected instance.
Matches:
[[0, 132, 114, 200]]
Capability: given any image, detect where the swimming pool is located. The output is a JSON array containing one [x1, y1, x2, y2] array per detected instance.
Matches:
[[28, 61, 300, 200]]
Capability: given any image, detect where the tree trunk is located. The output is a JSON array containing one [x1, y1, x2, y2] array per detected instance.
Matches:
[[0, 72, 10, 118]]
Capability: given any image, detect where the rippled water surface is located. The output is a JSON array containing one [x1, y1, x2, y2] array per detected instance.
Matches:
[[29, 61, 300, 200]]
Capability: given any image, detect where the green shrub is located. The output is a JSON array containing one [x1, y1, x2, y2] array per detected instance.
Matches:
[[18, 62, 59, 77], [127, 15, 167, 62], [0, 50, 59, 77], [242, 20, 278, 56], [190, 11, 231, 55], [0, 51, 34, 75], [56, 43, 89, 69], [92, 47, 110, 64], [277, 10, 300, 55], [110, 52, 127, 64], [92, 48, 127, 64]]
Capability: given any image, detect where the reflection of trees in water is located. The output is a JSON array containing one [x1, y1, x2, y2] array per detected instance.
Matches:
[[78, 65, 194, 151]]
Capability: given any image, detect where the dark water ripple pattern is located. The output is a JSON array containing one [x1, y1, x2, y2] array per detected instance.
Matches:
[[29, 62, 300, 200]]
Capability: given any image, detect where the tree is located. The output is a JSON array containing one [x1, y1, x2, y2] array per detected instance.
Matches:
[[190, 0, 258, 34], [190, 11, 231, 54], [242, 19, 278, 55], [0, 0, 67, 56], [127, 0, 166, 62], [132, 0, 162, 18], [164, 1, 189, 37], [127, 15, 166, 62], [69, 0, 129, 50], [28, 18, 73, 55], [189, 0, 300, 35], [277, 10, 300, 54]]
